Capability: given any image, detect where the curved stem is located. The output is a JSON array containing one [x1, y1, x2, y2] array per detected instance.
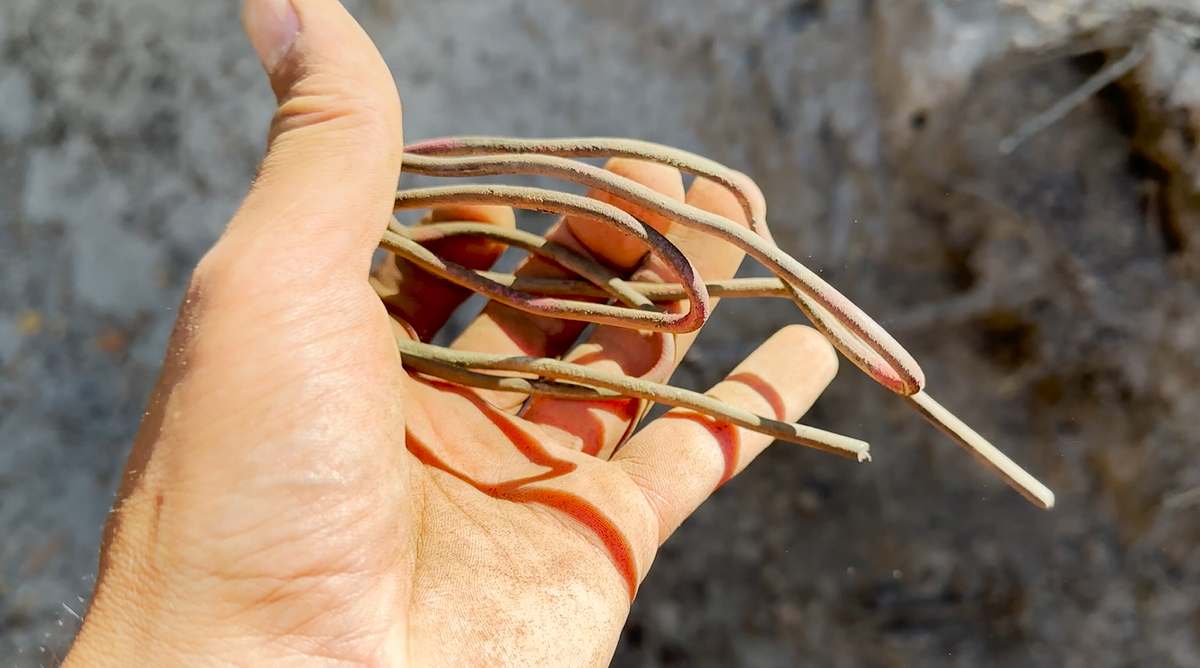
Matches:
[[401, 151, 925, 396], [383, 136, 1058, 510]]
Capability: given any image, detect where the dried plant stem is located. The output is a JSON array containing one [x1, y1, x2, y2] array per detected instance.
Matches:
[[387, 136, 1057, 510], [999, 43, 1147, 155], [904, 392, 1055, 509], [401, 150, 924, 395], [479, 274, 792, 301], [398, 339, 871, 461]]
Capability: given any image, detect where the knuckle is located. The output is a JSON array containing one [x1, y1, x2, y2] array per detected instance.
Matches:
[[187, 243, 261, 310], [187, 250, 224, 301], [270, 71, 401, 151]]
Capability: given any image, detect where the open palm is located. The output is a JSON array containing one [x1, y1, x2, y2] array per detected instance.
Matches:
[[63, 2, 837, 667]]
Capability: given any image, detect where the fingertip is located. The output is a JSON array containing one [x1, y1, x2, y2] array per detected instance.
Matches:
[[734, 325, 839, 422], [603, 158, 685, 198], [612, 324, 842, 545], [229, 0, 404, 277], [242, 0, 299, 76], [684, 177, 745, 226], [775, 324, 839, 382], [268, 0, 403, 136], [587, 157, 685, 230]]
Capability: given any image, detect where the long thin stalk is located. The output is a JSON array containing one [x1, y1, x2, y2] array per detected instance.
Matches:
[[387, 136, 1057, 510]]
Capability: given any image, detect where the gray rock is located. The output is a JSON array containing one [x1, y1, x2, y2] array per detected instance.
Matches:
[[2, 0, 1199, 666]]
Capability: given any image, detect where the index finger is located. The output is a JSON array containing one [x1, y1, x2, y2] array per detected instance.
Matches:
[[612, 325, 840, 544]]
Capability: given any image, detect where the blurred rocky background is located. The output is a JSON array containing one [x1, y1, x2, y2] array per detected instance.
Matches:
[[3, 0, 1200, 665]]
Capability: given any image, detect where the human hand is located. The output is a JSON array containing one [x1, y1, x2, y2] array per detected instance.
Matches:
[[63, 1, 839, 666]]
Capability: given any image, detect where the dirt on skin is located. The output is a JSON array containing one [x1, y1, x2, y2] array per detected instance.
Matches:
[[1, 0, 1198, 666]]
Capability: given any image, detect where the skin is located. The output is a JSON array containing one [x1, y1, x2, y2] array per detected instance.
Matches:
[[61, 1, 840, 667]]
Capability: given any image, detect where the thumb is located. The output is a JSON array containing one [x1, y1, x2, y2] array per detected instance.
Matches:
[[219, 0, 403, 280]]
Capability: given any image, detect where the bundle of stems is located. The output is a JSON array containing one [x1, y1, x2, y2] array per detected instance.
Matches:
[[383, 136, 1055, 510]]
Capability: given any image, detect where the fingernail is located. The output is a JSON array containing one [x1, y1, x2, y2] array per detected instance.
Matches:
[[242, 0, 299, 73]]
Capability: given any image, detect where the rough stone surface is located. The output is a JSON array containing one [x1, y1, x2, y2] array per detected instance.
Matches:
[[2, 0, 1199, 666]]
